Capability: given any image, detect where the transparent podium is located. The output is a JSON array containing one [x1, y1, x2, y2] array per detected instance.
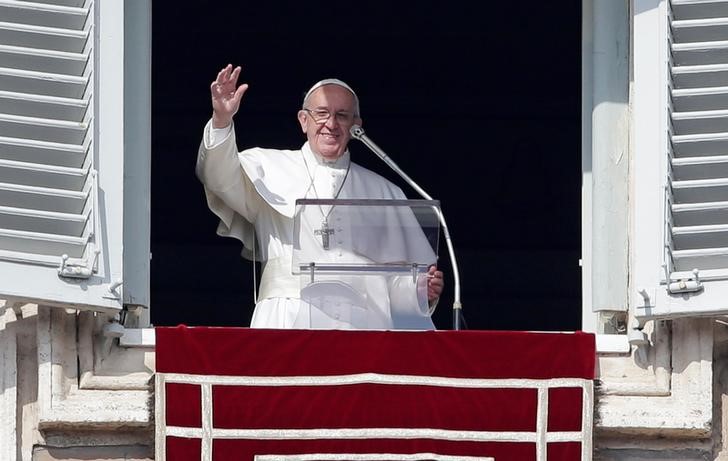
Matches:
[[292, 199, 440, 330]]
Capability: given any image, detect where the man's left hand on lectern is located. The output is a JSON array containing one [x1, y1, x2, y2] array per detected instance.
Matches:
[[428, 265, 444, 302]]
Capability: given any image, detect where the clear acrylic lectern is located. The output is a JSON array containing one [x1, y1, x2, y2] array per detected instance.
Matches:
[[292, 199, 440, 330]]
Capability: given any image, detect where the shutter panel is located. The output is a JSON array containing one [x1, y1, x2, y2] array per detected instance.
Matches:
[[0, 0, 94, 268], [647, 0, 728, 317], [0, 0, 147, 312]]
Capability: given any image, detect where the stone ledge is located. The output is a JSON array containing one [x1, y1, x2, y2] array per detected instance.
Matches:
[[596, 394, 712, 437], [33, 444, 152, 461], [38, 389, 152, 430]]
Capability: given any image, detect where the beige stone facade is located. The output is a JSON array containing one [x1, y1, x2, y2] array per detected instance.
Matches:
[[4, 302, 728, 460], [0, 303, 153, 460]]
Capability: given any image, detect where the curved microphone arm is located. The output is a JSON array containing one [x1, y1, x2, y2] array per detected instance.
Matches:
[[349, 124, 463, 330]]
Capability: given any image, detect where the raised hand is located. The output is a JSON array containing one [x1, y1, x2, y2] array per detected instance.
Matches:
[[211, 64, 249, 128]]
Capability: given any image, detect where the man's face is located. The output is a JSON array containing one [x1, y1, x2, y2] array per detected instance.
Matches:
[[297, 85, 362, 160]]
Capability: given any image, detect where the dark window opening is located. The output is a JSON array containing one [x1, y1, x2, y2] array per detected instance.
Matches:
[[150, 3, 582, 331]]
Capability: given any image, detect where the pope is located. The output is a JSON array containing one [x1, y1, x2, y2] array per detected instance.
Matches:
[[197, 64, 444, 329]]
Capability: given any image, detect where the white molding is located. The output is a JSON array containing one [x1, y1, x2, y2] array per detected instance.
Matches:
[[582, 0, 630, 332], [119, 327, 155, 347], [201, 383, 213, 461], [167, 426, 583, 444], [254, 455, 493, 461], [589, 0, 630, 314], [595, 334, 631, 354], [631, 0, 669, 318], [93, 0, 124, 303], [582, 0, 595, 325], [121, 0, 151, 312], [155, 373, 167, 461], [165, 426, 585, 443], [156, 371, 593, 460], [162, 373, 591, 389], [536, 387, 548, 461]]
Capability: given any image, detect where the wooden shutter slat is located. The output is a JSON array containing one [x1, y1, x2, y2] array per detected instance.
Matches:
[[672, 132, 728, 157], [672, 64, 728, 88], [0, 114, 87, 145], [31, 0, 86, 8], [672, 0, 728, 22], [0, 20, 87, 52], [0, 158, 86, 190], [0, 1, 89, 30], [673, 24, 728, 44], [0, 205, 86, 236], [672, 111, 728, 134], [672, 156, 728, 180], [667, 0, 728, 274], [0, 44, 88, 75], [0, 181, 87, 214], [0, 90, 88, 121], [673, 204, 728, 227], [673, 86, 728, 111], [0, 66, 88, 98], [0, 228, 86, 257]]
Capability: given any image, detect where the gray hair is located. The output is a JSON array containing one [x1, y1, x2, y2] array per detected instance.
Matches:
[[302, 78, 360, 117]]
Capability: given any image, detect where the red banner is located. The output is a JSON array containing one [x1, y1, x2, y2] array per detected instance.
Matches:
[[156, 328, 595, 461]]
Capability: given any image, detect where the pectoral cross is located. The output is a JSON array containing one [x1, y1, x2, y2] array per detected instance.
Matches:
[[314, 220, 335, 250]]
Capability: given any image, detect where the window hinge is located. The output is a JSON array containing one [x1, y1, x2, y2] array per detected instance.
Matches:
[[667, 268, 703, 295]]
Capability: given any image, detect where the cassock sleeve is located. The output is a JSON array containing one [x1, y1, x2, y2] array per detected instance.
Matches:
[[196, 120, 261, 258], [387, 274, 435, 329]]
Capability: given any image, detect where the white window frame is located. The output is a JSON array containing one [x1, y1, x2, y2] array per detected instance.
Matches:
[[631, 0, 728, 321], [631, 0, 672, 321], [0, 1, 150, 313], [583, 0, 728, 338], [582, 0, 631, 353]]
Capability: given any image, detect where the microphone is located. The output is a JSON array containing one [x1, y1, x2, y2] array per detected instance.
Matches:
[[349, 124, 464, 330]]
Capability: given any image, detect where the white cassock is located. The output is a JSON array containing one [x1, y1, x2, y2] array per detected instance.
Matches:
[[197, 120, 436, 330]]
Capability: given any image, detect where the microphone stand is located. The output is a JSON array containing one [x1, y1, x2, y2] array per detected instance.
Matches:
[[350, 125, 463, 330]]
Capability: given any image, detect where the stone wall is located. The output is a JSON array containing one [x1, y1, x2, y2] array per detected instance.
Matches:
[[5, 301, 728, 460], [0, 303, 153, 461], [594, 317, 727, 460]]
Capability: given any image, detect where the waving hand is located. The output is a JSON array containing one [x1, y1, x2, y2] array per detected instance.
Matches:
[[211, 64, 249, 128]]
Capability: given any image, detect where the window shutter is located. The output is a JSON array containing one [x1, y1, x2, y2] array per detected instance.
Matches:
[[0, 0, 149, 312], [641, 0, 728, 318]]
